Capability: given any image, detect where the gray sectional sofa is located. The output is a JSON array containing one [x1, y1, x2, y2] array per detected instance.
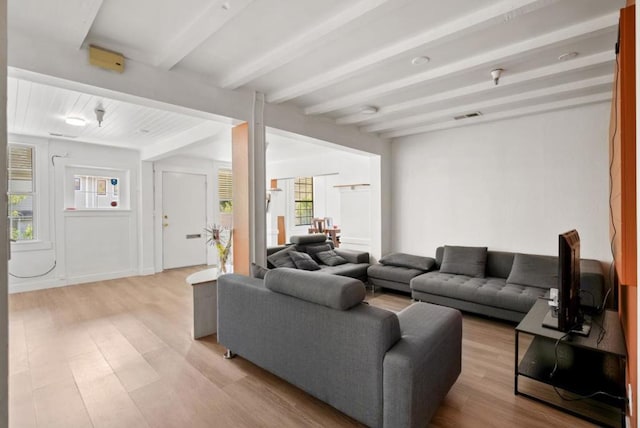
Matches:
[[368, 245, 605, 323], [411, 246, 605, 322], [218, 268, 462, 428], [266, 234, 370, 282]]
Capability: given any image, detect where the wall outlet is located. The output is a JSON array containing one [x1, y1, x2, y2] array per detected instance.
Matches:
[[628, 384, 633, 417]]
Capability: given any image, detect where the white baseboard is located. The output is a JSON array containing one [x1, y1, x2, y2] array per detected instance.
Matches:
[[9, 278, 67, 294], [139, 267, 155, 276], [9, 270, 138, 294]]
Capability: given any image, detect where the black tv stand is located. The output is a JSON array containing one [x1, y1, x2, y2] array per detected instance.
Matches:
[[542, 308, 592, 337], [516, 300, 627, 428]]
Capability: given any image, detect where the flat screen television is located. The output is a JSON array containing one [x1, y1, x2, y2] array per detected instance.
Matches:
[[543, 229, 590, 335]]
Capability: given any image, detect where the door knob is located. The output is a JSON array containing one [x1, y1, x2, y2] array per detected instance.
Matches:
[[163, 223, 169, 228]]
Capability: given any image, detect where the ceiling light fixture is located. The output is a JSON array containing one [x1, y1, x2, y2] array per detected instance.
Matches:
[[411, 56, 430, 66], [558, 52, 579, 61], [95, 106, 105, 127], [360, 105, 379, 115], [490, 68, 504, 85], [65, 117, 86, 127]]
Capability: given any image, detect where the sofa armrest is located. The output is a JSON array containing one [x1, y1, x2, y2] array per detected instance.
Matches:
[[334, 248, 369, 264], [580, 259, 605, 309], [383, 303, 462, 428]]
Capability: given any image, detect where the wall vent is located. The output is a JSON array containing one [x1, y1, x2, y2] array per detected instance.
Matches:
[[453, 112, 483, 120]]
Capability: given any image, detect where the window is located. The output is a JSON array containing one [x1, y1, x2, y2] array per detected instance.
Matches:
[[294, 177, 313, 226], [8, 145, 35, 241], [73, 174, 120, 209], [218, 168, 233, 228]]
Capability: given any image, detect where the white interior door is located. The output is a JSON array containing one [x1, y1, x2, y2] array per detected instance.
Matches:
[[163, 172, 207, 269]]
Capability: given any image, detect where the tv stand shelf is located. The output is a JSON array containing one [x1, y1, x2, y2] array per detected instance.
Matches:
[[515, 300, 627, 428]]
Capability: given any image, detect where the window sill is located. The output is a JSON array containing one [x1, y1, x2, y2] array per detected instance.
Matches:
[[64, 209, 131, 213], [11, 240, 53, 252]]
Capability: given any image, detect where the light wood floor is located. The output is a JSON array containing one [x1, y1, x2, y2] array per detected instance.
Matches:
[[8, 268, 596, 428]]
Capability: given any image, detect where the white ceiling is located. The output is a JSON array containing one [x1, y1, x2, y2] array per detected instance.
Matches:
[[7, 0, 623, 152]]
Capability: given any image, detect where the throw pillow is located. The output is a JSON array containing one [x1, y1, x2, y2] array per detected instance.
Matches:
[[316, 249, 348, 266], [250, 262, 269, 279], [379, 252, 435, 271], [266, 245, 297, 269], [306, 243, 332, 262], [439, 245, 488, 278], [506, 253, 558, 289], [289, 251, 321, 271]]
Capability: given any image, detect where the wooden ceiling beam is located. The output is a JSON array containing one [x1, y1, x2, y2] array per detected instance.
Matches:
[[266, 0, 559, 104], [303, 12, 618, 116]]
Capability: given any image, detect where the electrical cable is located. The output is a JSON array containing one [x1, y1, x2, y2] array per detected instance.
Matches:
[[549, 327, 626, 404], [9, 261, 56, 279], [607, 52, 619, 305]]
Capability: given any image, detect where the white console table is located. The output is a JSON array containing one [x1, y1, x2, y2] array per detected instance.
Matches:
[[185, 268, 219, 339]]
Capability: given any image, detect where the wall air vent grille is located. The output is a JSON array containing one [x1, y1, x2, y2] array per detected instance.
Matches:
[[453, 112, 483, 120]]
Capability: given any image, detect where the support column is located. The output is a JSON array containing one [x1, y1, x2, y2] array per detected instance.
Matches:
[[231, 92, 266, 274]]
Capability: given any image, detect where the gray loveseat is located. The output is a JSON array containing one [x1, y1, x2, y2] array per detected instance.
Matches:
[[218, 269, 462, 428], [266, 234, 370, 282], [410, 245, 605, 322]]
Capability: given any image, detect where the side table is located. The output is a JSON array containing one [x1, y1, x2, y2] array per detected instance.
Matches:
[[185, 267, 219, 339]]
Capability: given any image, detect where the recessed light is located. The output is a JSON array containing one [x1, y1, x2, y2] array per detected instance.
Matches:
[[221, 2, 230, 10], [360, 106, 379, 115], [558, 52, 578, 61], [411, 56, 430, 66], [65, 117, 86, 127], [139, 129, 150, 134]]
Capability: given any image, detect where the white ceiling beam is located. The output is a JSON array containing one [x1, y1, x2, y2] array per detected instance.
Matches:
[[75, 0, 104, 49], [155, 0, 255, 70], [266, 0, 559, 104], [220, 0, 394, 89], [337, 51, 615, 125], [141, 121, 226, 160], [303, 12, 618, 115], [363, 75, 613, 133], [382, 92, 611, 139]]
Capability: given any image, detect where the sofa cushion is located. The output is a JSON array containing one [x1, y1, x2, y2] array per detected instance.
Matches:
[[317, 249, 348, 266], [439, 246, 488, 278], [267, 245, 297, 269], [368, 264, 426, 285], [306, 243, 333, 262], [379, 253, 435, 272], [290, 234, 328, 245], [319, 263, 369, 279], [264, 268, 365, 310], [411, 272, 547, 313], [250, 262, 269, 279], [289, 251, 321, 271], [506, 253, 558, 289]]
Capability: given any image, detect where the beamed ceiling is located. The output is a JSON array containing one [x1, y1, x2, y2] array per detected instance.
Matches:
[[7, 0, 623, 155]]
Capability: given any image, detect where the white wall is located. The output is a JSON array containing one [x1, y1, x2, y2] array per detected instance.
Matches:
[[9, 137, 141, 293], [391, 102, 611, 261]]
